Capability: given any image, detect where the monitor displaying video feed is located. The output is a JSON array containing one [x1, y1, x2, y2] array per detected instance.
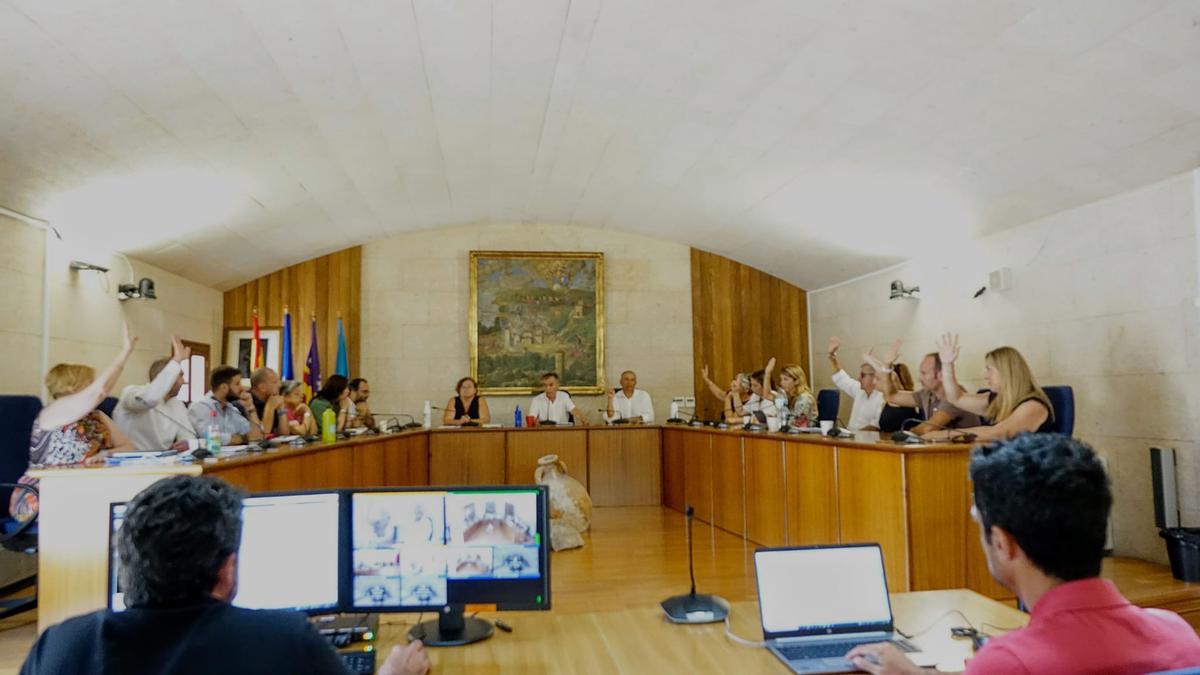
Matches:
[[349, 487, 549, 612], [108, 491, 342, 613]]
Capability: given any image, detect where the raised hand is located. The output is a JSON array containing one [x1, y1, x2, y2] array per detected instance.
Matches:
[[171, 334, 191, 363], [828, 336, 840, 356], [122, 322, 139, 354], [883, 339, 902, 366], [765, 356, 776, 372], [936, 332, 960, 365], [701, 365, 710, 381]]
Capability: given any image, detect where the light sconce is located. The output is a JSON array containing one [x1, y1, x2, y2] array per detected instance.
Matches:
[[889, 280, 919, 300]]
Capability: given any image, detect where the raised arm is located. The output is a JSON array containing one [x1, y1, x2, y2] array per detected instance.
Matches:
[[936, 333, 988, 415], [874, 340, 918, 408], [38, 324, 138, 430], [700, 365, 727, 402], [763, 357, 777, 396], [827, 337, 843, 374]]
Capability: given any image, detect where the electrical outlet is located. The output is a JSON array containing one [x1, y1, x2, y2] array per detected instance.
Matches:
[[684, 396, 695, 407], [672, 396, 685, 404]]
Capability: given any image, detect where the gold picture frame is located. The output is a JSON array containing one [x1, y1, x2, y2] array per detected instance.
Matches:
[[469, 251, 605, 395]]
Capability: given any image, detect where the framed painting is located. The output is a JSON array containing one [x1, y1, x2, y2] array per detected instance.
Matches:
[[469, 251, 605, 395], [222, 327, 282, 379]]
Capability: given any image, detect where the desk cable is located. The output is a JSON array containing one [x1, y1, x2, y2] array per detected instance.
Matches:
[[723, 616, 765, 648], [895, 609, 974, 640]]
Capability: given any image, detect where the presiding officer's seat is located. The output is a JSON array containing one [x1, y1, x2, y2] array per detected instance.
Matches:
[[0, 394, 42, 619], [1042, 385, 1075, 436], [816, 389, 840, 423]]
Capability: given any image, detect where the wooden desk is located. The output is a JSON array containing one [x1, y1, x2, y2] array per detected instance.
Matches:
[[660, 426, 1008, 599], [29, 424, 662, 632], [375, 590, 1028, 673]]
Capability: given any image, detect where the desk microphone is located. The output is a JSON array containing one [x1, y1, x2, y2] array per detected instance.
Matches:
[[375, 413, 422, 429], [667, 409, 693, 425], [597, 408, 630, 425], [135, 395, 200, 447], [661, 505, 729, 624], [825, 417, 849, 438]]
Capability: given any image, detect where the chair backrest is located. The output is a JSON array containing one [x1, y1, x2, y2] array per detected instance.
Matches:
[[0, 395, 42, 514], [1042, 385, 1075, 436], [816, 389, 840, 423], [97, 395, 119, 419]]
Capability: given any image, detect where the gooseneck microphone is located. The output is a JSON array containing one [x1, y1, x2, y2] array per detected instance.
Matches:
[[660, 504, 729, 624], [597, 408, 629, 425]]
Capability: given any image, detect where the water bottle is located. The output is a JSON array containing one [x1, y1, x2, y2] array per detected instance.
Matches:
[[669, 401, 680, 420], [321, 406, 337, 443], [422, 400, 432, 428], [514, 405, 523, 428], [775, 392, 790, 427], [206, 410, 221, 456]]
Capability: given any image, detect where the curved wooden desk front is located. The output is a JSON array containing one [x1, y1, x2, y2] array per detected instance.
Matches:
[[30, 424, 1000, 633]]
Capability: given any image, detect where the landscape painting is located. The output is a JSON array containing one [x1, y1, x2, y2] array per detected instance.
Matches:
[[469, 251, 604, 395]]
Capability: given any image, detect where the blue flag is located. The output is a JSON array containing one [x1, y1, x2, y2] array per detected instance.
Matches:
[[281, 310, 293, 380], [335, 317, 349, 378]]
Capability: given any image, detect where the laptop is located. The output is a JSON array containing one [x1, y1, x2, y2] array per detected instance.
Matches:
[[754, 544, 937, 674]]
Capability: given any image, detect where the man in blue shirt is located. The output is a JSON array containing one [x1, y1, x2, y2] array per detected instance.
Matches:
[[188, 365, 262, 445], [21, 475, 430, 675]]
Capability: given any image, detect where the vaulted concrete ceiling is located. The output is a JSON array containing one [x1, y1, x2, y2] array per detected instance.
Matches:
[[2, 0, 1199, 290]]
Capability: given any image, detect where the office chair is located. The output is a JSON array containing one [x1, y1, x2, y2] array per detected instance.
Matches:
[[0, 395, 42, 619], [97, 395, 119, 419], [816, 389, 840, 423], [1042, 386, 1075, 436]]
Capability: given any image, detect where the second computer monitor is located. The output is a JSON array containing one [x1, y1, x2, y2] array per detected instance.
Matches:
[[349, 486, 550, 612]]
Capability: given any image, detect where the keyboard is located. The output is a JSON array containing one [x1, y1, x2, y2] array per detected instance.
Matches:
[[777, 638, 915, 661], [340, 651, 376, 674]]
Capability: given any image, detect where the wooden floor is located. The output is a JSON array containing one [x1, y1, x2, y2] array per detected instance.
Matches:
[[0, 506, 1197, 672]]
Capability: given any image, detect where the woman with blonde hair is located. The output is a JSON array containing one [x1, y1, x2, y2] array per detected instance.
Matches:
[[700, 365, 753, 424], [764, 358, 817, 428], [921, 333, 1053, 442], [10, 325, 137, 520]]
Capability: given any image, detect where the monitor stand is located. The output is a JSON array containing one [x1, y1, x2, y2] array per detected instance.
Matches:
[[407, 607, 494, 647]]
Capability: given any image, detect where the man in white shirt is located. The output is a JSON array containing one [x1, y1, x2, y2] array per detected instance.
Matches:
[[605, 370, 654, 424], [827, 336, 885, 430], [528, 372, 590, 425], [114, 335, 197, 451]]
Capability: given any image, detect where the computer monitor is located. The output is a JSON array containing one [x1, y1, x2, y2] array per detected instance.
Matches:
[[348, 485, 551, 645], [108, 491, 343, 614]]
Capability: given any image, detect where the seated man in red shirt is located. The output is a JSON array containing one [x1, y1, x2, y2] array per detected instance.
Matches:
[[849, 433, 1200, 674]]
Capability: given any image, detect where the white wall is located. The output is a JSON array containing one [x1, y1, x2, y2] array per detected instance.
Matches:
[[0, 213, 224, 398], [361, 223, 694, 429], [809, 170, 1198, 563]]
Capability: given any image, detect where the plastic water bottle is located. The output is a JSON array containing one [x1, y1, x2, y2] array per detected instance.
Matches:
[[422, 400, 432, 428], [775, 392, 790, 427], [669, 401, 680, 420], [206, 410, 221, 456], [321, 406, 337, 443], [514, 405, 523, 428]]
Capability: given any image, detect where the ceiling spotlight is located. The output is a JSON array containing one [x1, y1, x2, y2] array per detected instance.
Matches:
[[889, 280, 919, 300], [118, 278, 157, 301]]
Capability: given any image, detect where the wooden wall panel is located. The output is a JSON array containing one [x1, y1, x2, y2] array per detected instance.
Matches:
[[690, 249, 809, 420], [222, 247, 361, 379], [837, 448, 909, 591], [743, 437, 786, 546], [662, 429, 686, 512], [906, 453, 970, 591], [711, 434, 745, 537], [588, 429, 662, 507], [784, 440, 839, 546], [682, 431, 714, 524], [505, 430, 588, 487], [430, 432, 506, 486]]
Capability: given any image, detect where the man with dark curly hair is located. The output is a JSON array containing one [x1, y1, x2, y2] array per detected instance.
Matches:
[[20, 476, 430, 675], [847, 434, 1200, 674]]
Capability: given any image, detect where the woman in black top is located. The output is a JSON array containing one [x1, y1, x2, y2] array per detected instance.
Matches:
[[443, 377, 491, 426], [876, 362, 919, 433]]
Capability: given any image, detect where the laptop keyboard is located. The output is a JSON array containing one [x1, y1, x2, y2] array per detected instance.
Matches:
[[778, 638, 916, 661]]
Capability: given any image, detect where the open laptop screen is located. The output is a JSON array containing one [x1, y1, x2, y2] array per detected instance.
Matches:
[[755, 545, 894, 638]]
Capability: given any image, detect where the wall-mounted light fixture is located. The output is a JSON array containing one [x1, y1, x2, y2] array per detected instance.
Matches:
[[118, 278, 157, 301], [889, 280, 919, 300], [69, 260, 109, 273]]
